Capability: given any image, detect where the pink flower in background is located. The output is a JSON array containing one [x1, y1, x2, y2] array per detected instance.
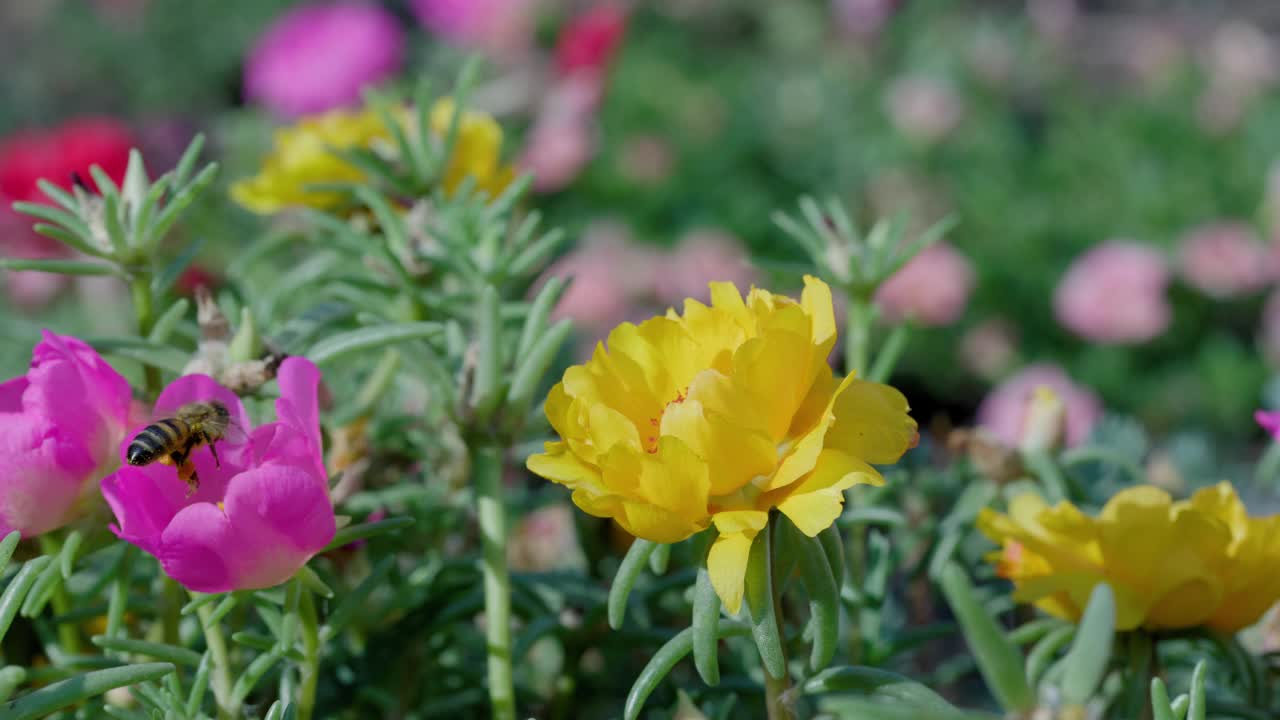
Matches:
[[522, 121, 595, 192], [885, 75, 964, 144], [508, 504, 586, 572], [1, 212, 69, 309], [102, 358, 335, 592], [875, 242, 975, 326], [0, 332, 137, 538], [960, 318, 1018, 380], [409, 0, 536, 58], [977, 363, 1103, 448], [0, 117, 136, 204], [1258, 410, 1280, 438], [244, 2, 405, 119], [536, 221, 659, 337], [555, 3, 627, 76], [1054, 241, 1171, 344], [1177, 222, 1276, 298], [654, 229, 757, 307], [833, 0, 897, 38]]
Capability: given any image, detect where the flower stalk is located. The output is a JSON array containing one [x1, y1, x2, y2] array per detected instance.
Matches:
[[473, 440, 515, 720], [764, 521, 795, 720], [196, 600, 237, 720], [298, 586, 321, 720], [37, 533, 80, 655]]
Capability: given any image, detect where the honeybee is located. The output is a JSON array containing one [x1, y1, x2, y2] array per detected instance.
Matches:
[[126, 401, 234, 494]]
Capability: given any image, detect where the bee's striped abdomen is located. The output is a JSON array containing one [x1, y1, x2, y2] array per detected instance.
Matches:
[[126, 418, 189, 466]]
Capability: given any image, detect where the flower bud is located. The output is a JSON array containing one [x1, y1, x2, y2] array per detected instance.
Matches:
[[1018, 385, 1066, 453]]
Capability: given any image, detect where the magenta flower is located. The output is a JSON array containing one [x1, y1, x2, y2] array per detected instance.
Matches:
[[0, 332, 137, 537], [102, 358, 335, 592], [875, 241, 975, 327], [977, 363, 1103, 448], [1259, 410, 1280, 438], [1054, 241, 1171, 344], [1177, 221, 1276, 298], [409, 0, 536, 58], [244, 2, 405, 119]]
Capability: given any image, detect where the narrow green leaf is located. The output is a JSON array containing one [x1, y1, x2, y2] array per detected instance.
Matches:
[[230, 647, 286, 707], [20, 555, 64, 617], [802, 665, 963, 716], [927, 531, 963, 582], [32, 223, 108, 259], [468, 284, 503, 423], [185, 652, 211, 717], [148, 163, 218, 243], [2, 559, 53, 638], [1171, 694, 1189, 720], [130, 179, 168, 250], [691, 568, 721, 686], [0, 666, 26, 703], [1187, 660, 1206, 720], [1024, 625, 1074, 687], [623, 624, 751, 720], [147, 298, 190, 344], [10, 201, 96, 248], [608, 539, 656, 630], [1151, 677, 1175, 720], [231, 631, 277, 652], [1061, 583, 1115, 704], [151, 236, 207, 295], [788, 519, 840, 670], [0, 258, 116, 275], [296, 565, 335, 599], [507, 228, 566, 277], [322, 515, 414, 552], [308, 323, 442, 365], [86, 337, 189, 374], [817, 525, 846, 588], [745, 528, 786, 680], [516, 276, 564, 360], [319, 556, 396, 642], [89, 636, 203, 667], [0, 532, 20, 575], [171, 134, 207, 190], [99, 186, 130, 257], [938, 563, 1035, 712], [104, 547, 134, 642], [180, 592, 219, 616], [202, 595, 238, 629], [58, 531, 82, 580], [34, 179, 80, 212], [648, 543, 671, 575], [2, 663, 174, 720], [505, 319, 572, 426]]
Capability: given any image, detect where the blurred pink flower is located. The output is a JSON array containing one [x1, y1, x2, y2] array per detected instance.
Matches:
[[1258, 409, 1280, 438], [960, 319, 1018, 380], [102, 358, 335, 592], [833, 0, 897, 38], [520, 75, 605, 192], [555, 3, 627, 77], [409, 0, 536, 59], [875, 242, 975, 327], [244, 2, 405, 119], [508, 504, 586, 572], [885, 75, 963, 144], [977, 363, 1103, 448], [1205, 21, 1276, 96], [1177, 221, 1275, 298], [1054, 241, 1171, 344], [618, 134, 675, 185], [536, 221, 659, 336], [654, 229, 757, 307], [2, 213, 68, 310], [0, 332, 137, 538], [1027, 0, 1077, 43]]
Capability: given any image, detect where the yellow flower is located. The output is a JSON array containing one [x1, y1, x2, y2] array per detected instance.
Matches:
[[231, 99, 513, 215], [527, 276, 918, 613], [979, 482, 1280, 632]]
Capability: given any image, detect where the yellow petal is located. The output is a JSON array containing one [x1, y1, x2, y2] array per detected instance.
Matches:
[[826, 379, 918, 465], [772, 450, 881, 536], [526, 441, 602, 491], [661, 388, 776, 497], [800, 275, 837, 351], [638, 437, 711, 525], [707, 530, 756, 614]]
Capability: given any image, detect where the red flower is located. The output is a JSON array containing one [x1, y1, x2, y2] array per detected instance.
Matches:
[[554, 3, 627, 76], [0, 117, 136, 204], [175, 265, 222, 297]]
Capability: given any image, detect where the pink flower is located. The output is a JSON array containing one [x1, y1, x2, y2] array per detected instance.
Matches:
[[1053, 241, 1171, 344], [244, 2, 405, 119], [653, 229, 757, 307], [521, 121, 595, 193], [875, 242, 975, 326], [2, 212, 69, 310], [884, 75, 964, 144], [537, 221, 659, 335], [1177, 222, 1276, 298], [977, 364, 1103, 448], [960, 319, 1018, 380], [833, 0, 897, 38], [409, 0, 536, 58], [507, 504, 586, 572], [0, 332, 136, 538], [102, 358, 335, 592], [555, 3, 627, 77], [1258, 410, 1280, 438]]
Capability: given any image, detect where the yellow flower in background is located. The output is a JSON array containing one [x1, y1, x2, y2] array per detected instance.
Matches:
[[232, 99, 513, 215], [527, 276, 918, 613], [979, 482, 1280, 632]]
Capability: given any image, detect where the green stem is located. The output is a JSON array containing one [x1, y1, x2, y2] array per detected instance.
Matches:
[[843, 295, 874, 378], [297, 588, 321, 720], [37, 534, 80, 655], [129, 274, 162, 398], [473, 441, 515, 720], [764, 522, 795, 720], [844, 525, 866, 665], [1125, 632, 1154, 720], [196, 600, 236, 720], [161, 577, 182, 646]]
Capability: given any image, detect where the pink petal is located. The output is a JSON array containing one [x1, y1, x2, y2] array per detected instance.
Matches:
[[153, 374, 252, 439], [1257, 410, 1280, 438], [24, 331, 133, 452], [273, 357, 325, 478], [222, 463, 335, 589], [0, 377, 27, 413], [101, 465, 186, 554], [0, 417, 95, 537], [159, 503, 237, 593]]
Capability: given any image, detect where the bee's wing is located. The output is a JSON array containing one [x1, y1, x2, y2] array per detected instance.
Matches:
[[222, 416, 251, 445]]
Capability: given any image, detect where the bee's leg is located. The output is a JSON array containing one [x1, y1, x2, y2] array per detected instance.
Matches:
[[206, 434, 221, 468]]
